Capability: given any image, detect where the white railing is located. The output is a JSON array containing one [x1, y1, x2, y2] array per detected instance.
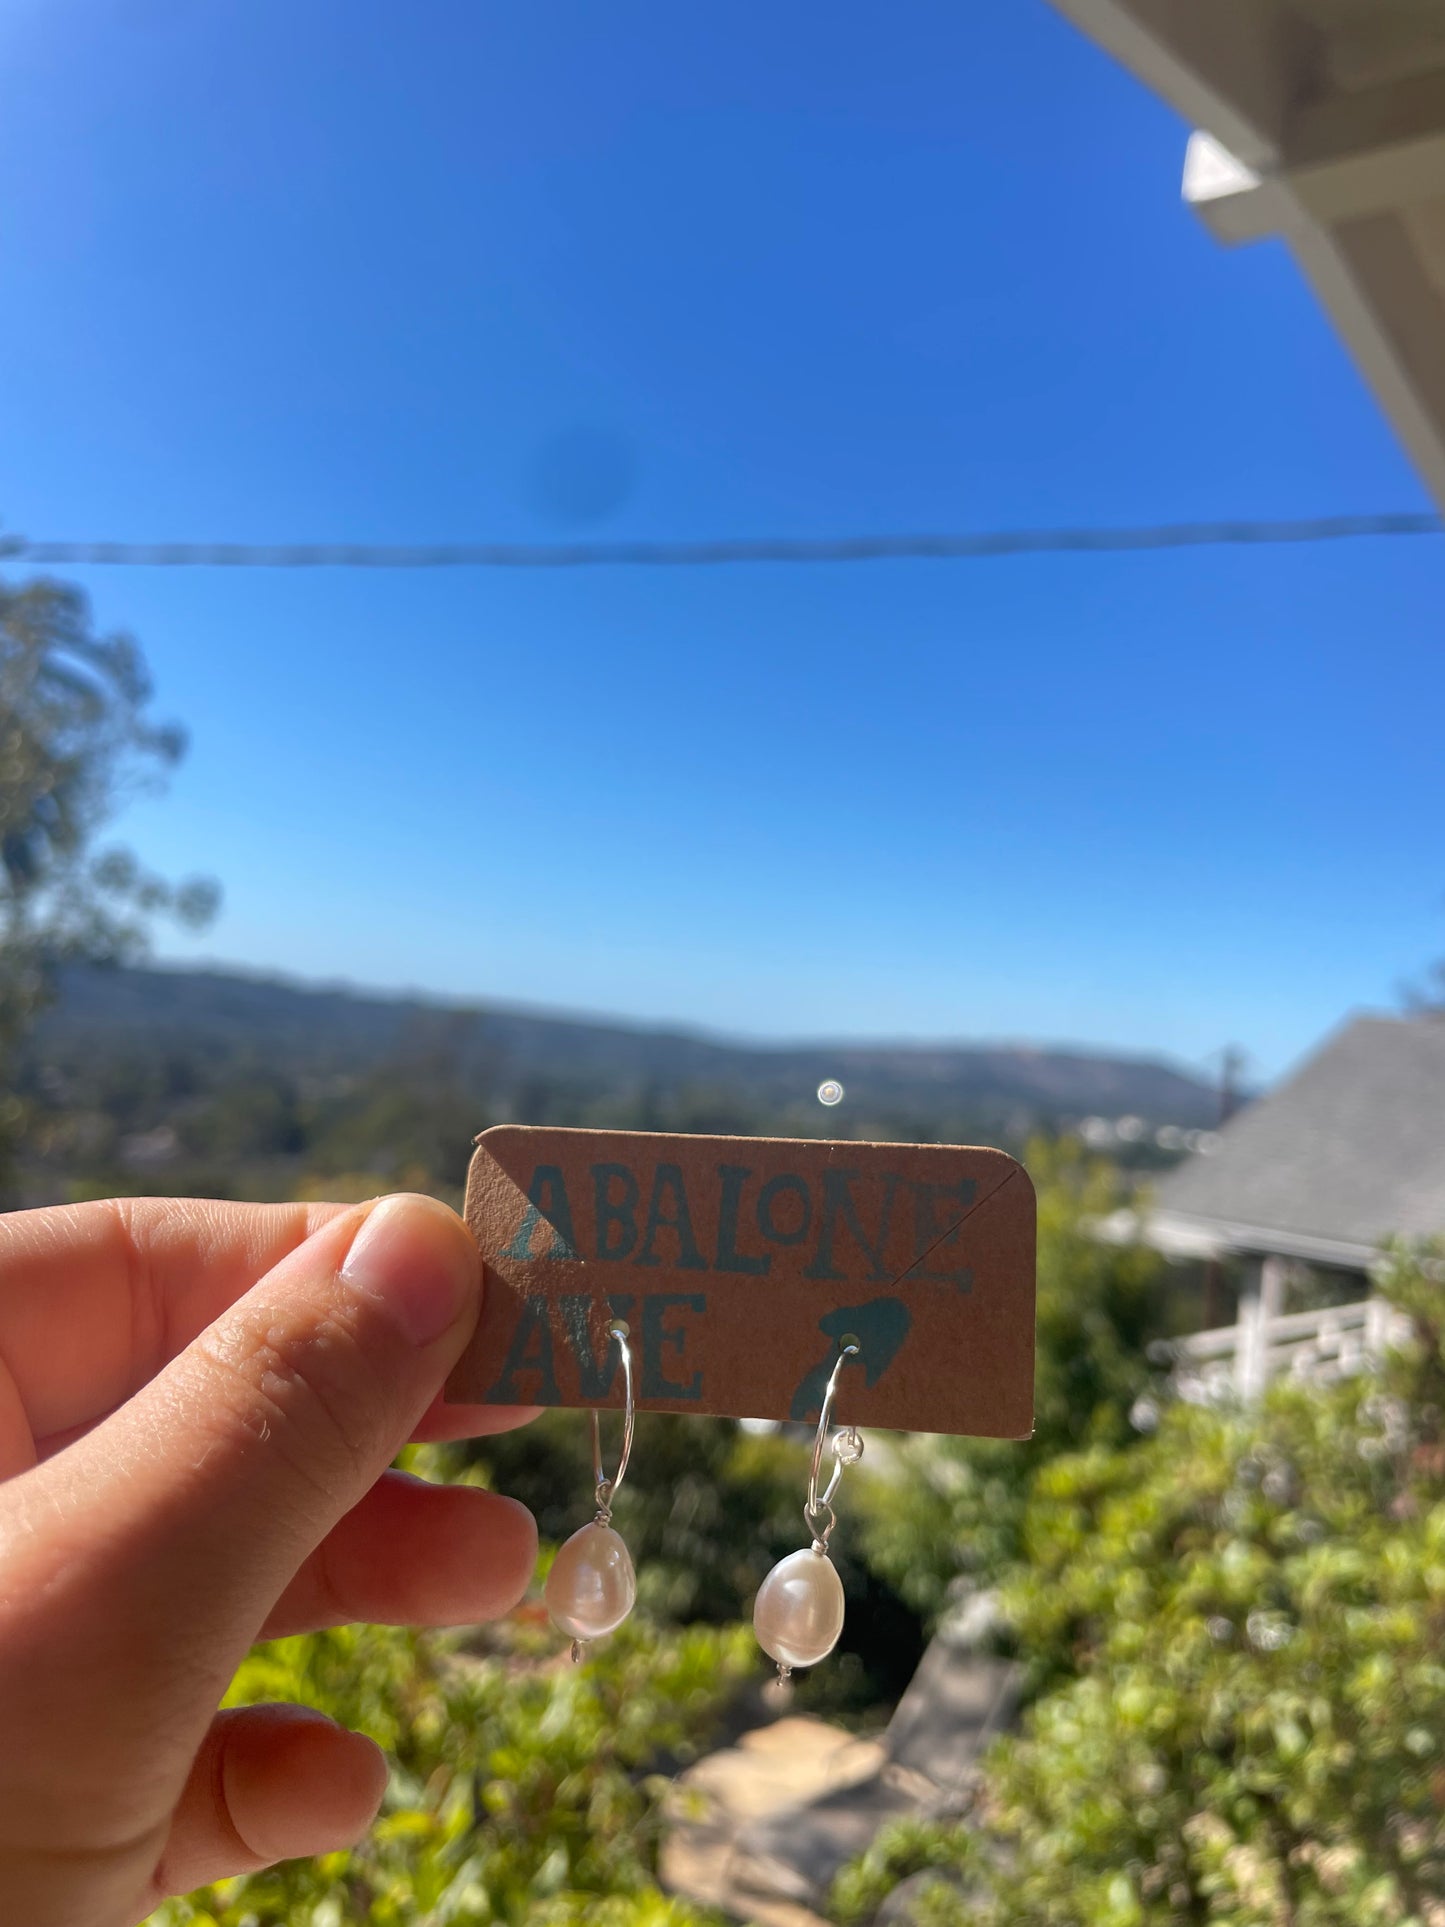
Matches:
[[1172, 1289, 1412, 1402]]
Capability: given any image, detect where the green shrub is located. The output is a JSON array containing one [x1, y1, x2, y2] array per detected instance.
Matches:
[[868, 1244, 1445, 1927], [151, 1610, 751, 1926], [826, 1816, 976, 1926]]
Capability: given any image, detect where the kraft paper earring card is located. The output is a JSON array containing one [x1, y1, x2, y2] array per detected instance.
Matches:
[[446, 1126, 1036, 1440]]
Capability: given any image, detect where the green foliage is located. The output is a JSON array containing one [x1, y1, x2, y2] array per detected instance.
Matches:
[[826, 1816, 976, 1926], [859, 1139, 1169, 1620], [151, 1609, 751, 1926], [870, 1243, 1445, 1927]]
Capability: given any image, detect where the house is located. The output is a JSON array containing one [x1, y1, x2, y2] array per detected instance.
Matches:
[[1146, 1014, 1445, 1274], [1104, 1014, 1445, 1394]]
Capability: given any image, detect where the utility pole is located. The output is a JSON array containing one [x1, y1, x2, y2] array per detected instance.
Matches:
[[1218, 1045, 1245, 1126]]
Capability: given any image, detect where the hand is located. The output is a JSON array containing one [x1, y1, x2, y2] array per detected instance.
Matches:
[[0, 1193, 539, 1927]]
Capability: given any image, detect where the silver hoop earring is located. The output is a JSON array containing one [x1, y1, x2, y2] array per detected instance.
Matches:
[[543, 1319, 638, 1660], [752, 1339, 864, 1683]]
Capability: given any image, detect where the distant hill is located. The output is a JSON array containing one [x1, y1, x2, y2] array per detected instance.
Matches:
[[28, 964, 1222, 1140]]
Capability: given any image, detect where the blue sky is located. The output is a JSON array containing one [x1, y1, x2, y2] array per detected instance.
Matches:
[[2, 0, 1441, 1082]]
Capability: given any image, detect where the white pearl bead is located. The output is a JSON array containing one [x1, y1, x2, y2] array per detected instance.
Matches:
[[752, 1547, 845, 1669], [544, 1521, 636, 1641]]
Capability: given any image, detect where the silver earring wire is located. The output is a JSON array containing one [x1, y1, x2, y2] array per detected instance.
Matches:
[[590, 1321, 635, 1526], [803, 1340, 864, 1553]]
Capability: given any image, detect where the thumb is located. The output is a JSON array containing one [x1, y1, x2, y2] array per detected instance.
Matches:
[[0, 1194, 483, 1815]]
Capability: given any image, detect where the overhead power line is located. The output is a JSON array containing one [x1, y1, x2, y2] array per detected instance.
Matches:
[[1, 513, 1439, 570]]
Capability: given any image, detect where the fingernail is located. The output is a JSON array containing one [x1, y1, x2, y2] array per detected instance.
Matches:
[[341, 1195, 479, 1347]]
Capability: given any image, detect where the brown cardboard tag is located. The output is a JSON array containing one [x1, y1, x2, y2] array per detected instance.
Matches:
[[447, 1126, 1035, 1438]]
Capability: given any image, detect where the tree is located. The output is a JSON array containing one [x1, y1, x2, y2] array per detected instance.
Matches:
[[0, 574, 218, 1147]]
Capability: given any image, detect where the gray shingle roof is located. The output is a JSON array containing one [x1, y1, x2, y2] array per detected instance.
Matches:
[[1150, 1015, 1445, 1263]]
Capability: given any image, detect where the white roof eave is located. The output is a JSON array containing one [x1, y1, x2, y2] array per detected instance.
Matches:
[[1127, 1206, 1382, 1269], [1049, 0, 1445, 512]]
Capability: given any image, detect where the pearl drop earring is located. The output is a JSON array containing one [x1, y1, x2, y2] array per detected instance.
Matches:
[[753, 1339, 863, 1683], [543, 1320, 638, 1661]]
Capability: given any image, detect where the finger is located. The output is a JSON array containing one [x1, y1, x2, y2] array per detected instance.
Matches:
[[0, 1197, 353, 1461], [28, 1383, 539, 1464], [0, 1350, 30, 1480], [260, 1469, 537, 1637], [410, 1388, 542, 1441], [0, 1195, 494, 1823], [148, 1705, 387, 1906]]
